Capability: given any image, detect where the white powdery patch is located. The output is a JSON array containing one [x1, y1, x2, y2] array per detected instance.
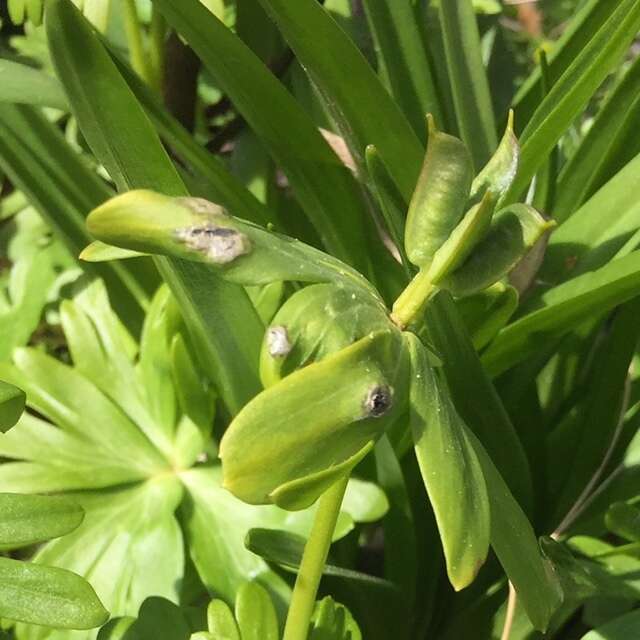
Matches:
[[267, 325, 291, 357], [175, 225, 251, 264]]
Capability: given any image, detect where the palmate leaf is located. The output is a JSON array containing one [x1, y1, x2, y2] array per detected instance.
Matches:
[[0, 280, 390, 638]]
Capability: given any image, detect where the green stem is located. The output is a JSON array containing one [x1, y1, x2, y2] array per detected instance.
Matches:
[[283, 477, 349, 640], [122, 0, 153, 86], [391, 268, 435, 329]]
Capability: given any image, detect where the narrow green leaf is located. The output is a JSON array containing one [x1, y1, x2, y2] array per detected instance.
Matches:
[[425, 292, 532, 507], [505, 0, 640, 202], [0, 380, 25, 433], [539, 152, 640, 286], [406, 332, 490, 590], [513, 0, 625, 125], [151, 0, 375, 274], [439, 0, 497, 169], [550, 299, 640, 524], [0, 557, 108, 629], [580, 609, 640, 640], [106, 50, 275, 228], [361, 0, 443, 136], [365, 145, 411, 274], [374, 436, 417, 608], [0, 59, 68, 110], [482, 252, 640, 377], [255, 0, 423, 201], [46, 0, 264, 414], [466, 431, 562, 631], [234, 582, 279, 640], [0, 493, 83, 548], [555, 55, 640, 221]]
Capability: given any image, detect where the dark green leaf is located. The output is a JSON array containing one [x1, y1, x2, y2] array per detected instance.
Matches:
[[406, 332, 490, 590], [255, 0, 423, 201], [438, 0, 497, 170], [151, 0, 375, 274], [425, 292, 532, 507], [505, 0, 640, 203], [466, 431, 562, 631], [361, 0, 443, 137]]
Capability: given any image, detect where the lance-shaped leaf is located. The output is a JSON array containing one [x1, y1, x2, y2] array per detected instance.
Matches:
[[470, 111, 520, 205], [259, 284, 392, 387], [427, 191, 495, 284], [0, 557, 108, 629], [405, 332, 490, 591], [466, 430, 563, 631], [0, 493, 84, 548], [220, 329, 410, 510], [405, 116, 473, 268], [441, 204, 554, 297], [0, 380, 25, 433], [86, 190, 378, 299]]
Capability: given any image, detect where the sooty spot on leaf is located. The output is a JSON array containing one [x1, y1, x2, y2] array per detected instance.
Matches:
[[363, 385, 393, 418], [267, 325, 291, 357], [175, 225, 251, 264]]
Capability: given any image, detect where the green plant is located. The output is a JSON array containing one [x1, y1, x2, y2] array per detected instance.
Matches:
[[1, 0, 640, 638]]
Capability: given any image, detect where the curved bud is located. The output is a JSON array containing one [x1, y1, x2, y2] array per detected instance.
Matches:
[[86, 190, 378, 298], [470, 110, 520, 205], [259, 284, 391, 388], [405, 116, 473, 268], [427, 190, 495, 284], [220, 329, 410, 510], [441, 204, 555, 297]]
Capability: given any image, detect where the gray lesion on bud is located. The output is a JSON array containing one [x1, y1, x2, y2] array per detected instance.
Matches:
[[363, 385, 393, 418], [176, 196, 228, 217], [175, 225, 251, 264], [267, 325, 291, 357]]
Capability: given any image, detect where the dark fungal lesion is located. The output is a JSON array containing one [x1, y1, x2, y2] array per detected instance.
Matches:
[[175, 224, 251, 264], [363, 385, 393, 418]]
